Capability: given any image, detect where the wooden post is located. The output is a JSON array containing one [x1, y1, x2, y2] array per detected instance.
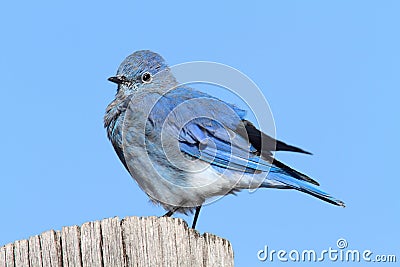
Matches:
[[0, 216, 234, 267]]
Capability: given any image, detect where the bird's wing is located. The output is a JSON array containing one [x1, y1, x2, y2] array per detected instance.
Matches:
[[240, 120, 320, 185], [172, 98, 345, 206], [154, 87, 290, 175], [142, 87, 345, 206], [144, 87, 270, 173], [242, 120, 312, 155], [148, 87, 319, 182], [178, 118, 275, 173]]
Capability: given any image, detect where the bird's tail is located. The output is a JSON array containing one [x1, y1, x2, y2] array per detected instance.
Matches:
[[264, 172, 345, 207]]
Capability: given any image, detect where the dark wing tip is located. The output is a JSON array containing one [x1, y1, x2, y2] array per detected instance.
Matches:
[[242, 120, 312, 155], [276, 140, 313, 155]]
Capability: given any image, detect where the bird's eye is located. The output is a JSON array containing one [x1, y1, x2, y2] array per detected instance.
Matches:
[[141, 72, 152, 83]]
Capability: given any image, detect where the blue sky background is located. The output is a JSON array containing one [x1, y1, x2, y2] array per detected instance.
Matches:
[[1, 1, 399, 266]]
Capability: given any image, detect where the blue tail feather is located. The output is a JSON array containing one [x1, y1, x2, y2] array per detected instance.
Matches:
[[264, 172, 345, 207]]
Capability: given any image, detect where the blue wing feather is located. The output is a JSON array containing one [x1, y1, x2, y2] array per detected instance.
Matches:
[[146, 86, 345, 206]]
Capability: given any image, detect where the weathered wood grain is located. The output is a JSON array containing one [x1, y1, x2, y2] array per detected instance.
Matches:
[[81, 220, 102, 267], [203, 233, 234, 267], [0, 245, 6, 267], [0, 216, 234, 267], [28, 235, 42, 267], [14, 239, 29, 267], [61, 225, 82, 267], [5, 243, 14, 267], [40, 230, 62, 267], [100, 217, 125, 267]]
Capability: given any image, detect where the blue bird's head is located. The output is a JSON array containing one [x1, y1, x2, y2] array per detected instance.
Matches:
[[105, 50, 178, 141], [108, 50, 175, 96]]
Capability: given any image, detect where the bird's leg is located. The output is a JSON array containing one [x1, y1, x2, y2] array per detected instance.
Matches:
[[191, 206, 202, 229], [163, 206, 180, 217], [163, 210, 174, 217]]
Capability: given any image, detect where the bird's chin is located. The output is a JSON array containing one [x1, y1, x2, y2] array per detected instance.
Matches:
[[117, 85, 138, 96]]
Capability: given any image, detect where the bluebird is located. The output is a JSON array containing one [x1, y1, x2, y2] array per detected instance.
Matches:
[[104, 50, 344, 229]]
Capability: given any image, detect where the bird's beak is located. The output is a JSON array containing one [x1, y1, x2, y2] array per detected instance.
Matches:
[[108, 76, 123, 84]]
